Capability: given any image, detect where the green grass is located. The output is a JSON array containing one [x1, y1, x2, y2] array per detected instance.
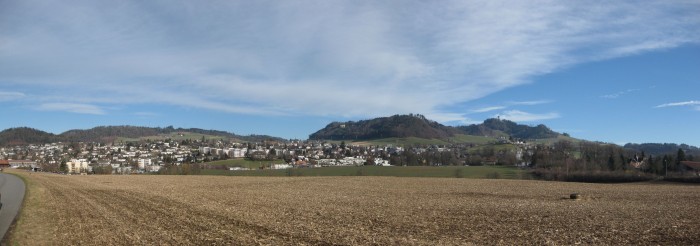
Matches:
[[467, 143, 519, 154], [201, 165, 530, 179], [359, 137, 450, 146], [336, 134, 496, 147], [530, 135, 583, 145], [204, 158, 286, 169], [448, 134, 496, 144]]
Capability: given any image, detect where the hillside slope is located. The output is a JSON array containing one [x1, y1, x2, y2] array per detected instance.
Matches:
[[0, 127, 60, 145], [0, 126, 284, 145], [309, 114, 461, 140], [458, 118, 559, 139], [310, 115, 561, 141]]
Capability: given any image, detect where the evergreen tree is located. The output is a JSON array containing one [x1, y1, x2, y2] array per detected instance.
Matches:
[[607, 155, 616, 171], [59, 160, 67, 173], [676, 148, 686, 165]]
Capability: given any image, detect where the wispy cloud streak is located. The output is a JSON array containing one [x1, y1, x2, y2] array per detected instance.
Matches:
[[36, 103, 105, 115], [601, 89, 640, 99], [495, 110, 560, 122], [0, 91, 26, 101], [508, 100, 552, 106], [0, 0, 698, 122], [471, 106, 506, 113], [655, 100, 700, 108]]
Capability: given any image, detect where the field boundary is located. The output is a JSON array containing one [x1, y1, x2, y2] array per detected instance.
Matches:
[[1, 171, 28, 245]]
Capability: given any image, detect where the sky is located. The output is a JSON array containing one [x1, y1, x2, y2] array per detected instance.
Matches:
[[1, 0, 699, 145]]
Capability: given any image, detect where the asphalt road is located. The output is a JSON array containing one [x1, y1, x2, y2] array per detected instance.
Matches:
[[0, 173, 26, 240]]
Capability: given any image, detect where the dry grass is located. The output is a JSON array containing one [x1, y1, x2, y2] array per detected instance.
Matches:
[[7, 169, 700, 245]]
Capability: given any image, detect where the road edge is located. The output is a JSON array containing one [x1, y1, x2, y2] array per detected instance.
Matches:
[[1, 172, 28, 245]]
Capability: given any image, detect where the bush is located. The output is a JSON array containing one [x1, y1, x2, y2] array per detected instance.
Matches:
[[664, 175, 700, 183], [531, 169, 656, 183], [158, 163, 201, 175], [453, 168, 464, 178], [486, 172, 501, 179]]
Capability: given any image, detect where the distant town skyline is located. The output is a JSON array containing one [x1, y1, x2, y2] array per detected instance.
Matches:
[[1, 1, 699, 145]]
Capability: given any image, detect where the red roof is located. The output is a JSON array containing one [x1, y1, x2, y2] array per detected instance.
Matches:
[[681, 161, 700, 170], [0, 160, 9, 165]]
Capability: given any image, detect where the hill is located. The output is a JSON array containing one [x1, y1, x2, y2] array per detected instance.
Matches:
[[457, 118, 559, 139], [0, 126, 285, 145], [309, 114, 461, 141], [0, 127, 60, 145], [310, 115, 561, 142], [624, 143, 700, 156]]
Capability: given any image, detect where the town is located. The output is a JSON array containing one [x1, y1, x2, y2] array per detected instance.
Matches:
[[0, 137, 533, 175]]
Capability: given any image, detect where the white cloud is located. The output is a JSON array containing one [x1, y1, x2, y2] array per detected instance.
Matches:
[[601, 89, 640, 99], [507, 100, 552, 106], [655, 100, 700, 108], [495, 110, 560, 122], [470, 100, 550, 117], [134, 112, 159, 117], [0, 91, 26, 101], [1, 0, 698, 122], [36, 103, 105, 115], [471, 106, 506, 113]]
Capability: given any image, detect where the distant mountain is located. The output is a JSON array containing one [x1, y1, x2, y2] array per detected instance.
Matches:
[[0, 126, 285, 145], [309, 114, 462, 140], [61, 126, 167, 143], [457, 118, 560, 139], [0, 127, 60, 145], [624, 143, 700, 156], [310, 115, 562, 141]]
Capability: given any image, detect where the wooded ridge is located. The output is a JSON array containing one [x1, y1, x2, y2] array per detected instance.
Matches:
[[308, 114, 559, 141], [0, 126, 284, 145]]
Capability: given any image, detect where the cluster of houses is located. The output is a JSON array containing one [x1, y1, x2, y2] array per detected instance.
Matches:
[[0, 159, 37, 169], [0, 139, 409, 174]]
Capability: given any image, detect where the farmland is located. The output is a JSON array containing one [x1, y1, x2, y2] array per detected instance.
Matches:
[[202, 165, 528, 179], [7, 169, 700, 245]]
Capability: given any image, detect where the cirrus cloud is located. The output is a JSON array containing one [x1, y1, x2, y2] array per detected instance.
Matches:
[[0, 91, 26, 102], [494, 110, 560, 122], [36, 103, 105, 115], [0, 0, 698, 122], [655, 100, 700, 108]]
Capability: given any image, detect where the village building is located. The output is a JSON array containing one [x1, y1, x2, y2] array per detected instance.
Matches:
[[66, 159, 89, 174], [8, 160, 37, 168], [680, 161, 700, 176]]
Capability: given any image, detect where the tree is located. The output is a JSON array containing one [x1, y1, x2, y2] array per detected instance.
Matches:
[[647, 155, 662, 175], [607, 155, 616, 171], [59, 160, 67, 173], [364, 157, 376, 166], [267, 149, 277, 160], [676, 148, 686, 171]]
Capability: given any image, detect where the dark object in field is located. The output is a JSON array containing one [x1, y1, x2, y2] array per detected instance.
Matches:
[[570, 193, 580, 200]]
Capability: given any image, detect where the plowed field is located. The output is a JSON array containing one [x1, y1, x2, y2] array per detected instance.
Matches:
[[8, 170, 700, 245]]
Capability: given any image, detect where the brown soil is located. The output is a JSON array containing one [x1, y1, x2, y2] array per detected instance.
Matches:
[[8, 170, 700, 245]]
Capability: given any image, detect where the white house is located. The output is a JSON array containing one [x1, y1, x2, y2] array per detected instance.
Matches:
[[66, 158, 89, 173], [271, 164, 293, 169], [138, 158, 152, 169]]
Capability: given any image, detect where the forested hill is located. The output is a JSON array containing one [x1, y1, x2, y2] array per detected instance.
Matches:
[[0, 126, 285, 145], [624, 143, 700, 156], [309, 114, 462, 140], [309, 115, 562, 141], [457, 118, 560, 139], [0, 127, 60, 145]]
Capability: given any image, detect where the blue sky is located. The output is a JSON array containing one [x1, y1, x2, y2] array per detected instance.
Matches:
[[1, 0, 699, 145]]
